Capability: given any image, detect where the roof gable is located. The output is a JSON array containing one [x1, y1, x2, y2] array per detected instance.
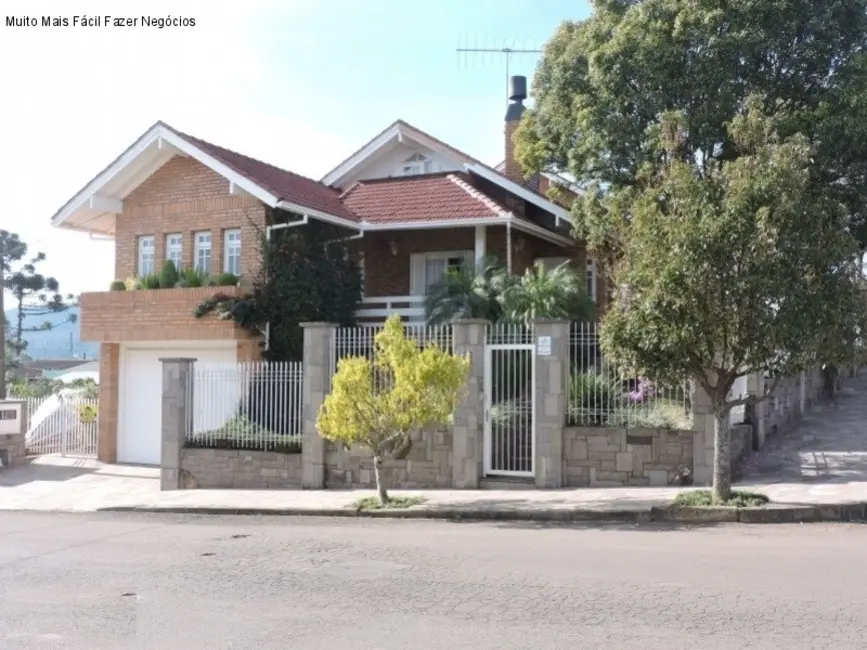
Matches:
[[51, 122, 358, 235]]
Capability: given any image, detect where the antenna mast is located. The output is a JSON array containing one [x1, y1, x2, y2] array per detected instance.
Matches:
[[456, 37, 542, 103]]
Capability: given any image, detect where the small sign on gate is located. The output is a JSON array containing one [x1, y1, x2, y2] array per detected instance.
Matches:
[[536, 336, 552, 356]]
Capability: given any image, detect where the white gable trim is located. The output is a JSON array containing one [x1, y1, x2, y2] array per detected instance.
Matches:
[[464, 163, 571, 227], [51, 123, 282, 230], [321, 122, 477, 188]]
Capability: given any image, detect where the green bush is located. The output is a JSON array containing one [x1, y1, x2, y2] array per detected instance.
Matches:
[[159, 260, 179, 289], [216, 272, 239, 286], [124, 276, 140, 290], [184, 415, 301, 454], [568, 366, 622, 424], [607, 399, 693, 430], [109, 280, 126, 291], [138, 274, 161, 290], [178, 267, 211, 288]]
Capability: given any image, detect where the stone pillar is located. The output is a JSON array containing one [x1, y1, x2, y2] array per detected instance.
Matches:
[[746, 372, 766, 449], [159, 357, 195, 491], [98, 342, 120, 464], [691, 380, 715, 486], [0, 399, 27, 468], [533, 319, 568, 488], [300, 322, 336, 489], [451, 319, 489, 489]]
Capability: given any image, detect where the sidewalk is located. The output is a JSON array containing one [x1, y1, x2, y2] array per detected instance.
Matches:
[[2, 455, 867, 521]]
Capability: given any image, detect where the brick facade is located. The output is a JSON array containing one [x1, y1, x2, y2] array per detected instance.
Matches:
[[115, 156, 266, 284]]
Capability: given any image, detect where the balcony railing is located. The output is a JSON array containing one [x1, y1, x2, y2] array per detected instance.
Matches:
[[355, 295, 425, 325]]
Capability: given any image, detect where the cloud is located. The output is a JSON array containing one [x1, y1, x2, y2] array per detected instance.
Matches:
[[1, 0, 351, 294]]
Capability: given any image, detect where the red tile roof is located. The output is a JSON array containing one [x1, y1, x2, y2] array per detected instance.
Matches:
[[339, 173, 511, 223], [164, 123, 358, 221]]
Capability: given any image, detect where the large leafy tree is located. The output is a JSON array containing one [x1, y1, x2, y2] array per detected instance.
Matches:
[[515, 0, 867, 262], [600, 104, 866, 501]]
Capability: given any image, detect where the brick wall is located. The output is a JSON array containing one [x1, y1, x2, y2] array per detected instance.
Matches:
[[98, 343, 120, 463], [115, 156, 266, 282], [180, 448, 302, 489], [361, 227, 586, 297], [324, 428, 453, 489], [562, 427, 695, 487], [80, 286, 255, 342]]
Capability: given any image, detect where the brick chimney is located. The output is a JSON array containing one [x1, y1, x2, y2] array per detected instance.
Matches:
[[503, 75, 527, 183]]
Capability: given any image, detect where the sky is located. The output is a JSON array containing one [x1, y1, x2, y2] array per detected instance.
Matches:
[[0, 0, 592, 299]]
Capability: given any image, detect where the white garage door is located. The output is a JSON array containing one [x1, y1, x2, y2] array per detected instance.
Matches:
[[118, 343, 237, 465]]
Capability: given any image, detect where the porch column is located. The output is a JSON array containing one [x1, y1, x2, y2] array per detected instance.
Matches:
[[691, 380, 715, 486], [533, 319, 568, 488], [474, 225, 486, 269], [451, 319, 489, 488], [301, 322, 336, 489]]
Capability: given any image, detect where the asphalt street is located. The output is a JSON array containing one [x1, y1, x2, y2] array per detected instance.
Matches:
[[0, 512, 865, 649]]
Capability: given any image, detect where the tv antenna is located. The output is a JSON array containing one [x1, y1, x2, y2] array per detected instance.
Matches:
[[456, 37, 542, 102]]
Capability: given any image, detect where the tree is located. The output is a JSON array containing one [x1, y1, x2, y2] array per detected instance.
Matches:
[[424, 259, 595, 326], [0, 230, 27, 399], [6, 250, 77, 358], [515, 0, 867, 263], [499, 261, 596, 326], [599, 104, 866, 501], [317, 314, 470, 504]]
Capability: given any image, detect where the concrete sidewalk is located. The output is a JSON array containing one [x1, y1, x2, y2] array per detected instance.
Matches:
[[2, 456, 867, 520]]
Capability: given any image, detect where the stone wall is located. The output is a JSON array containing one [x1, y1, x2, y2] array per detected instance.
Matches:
[[562, 427, 694, 487], [180, 448, 302, 489], [325, 428, 453, 489]]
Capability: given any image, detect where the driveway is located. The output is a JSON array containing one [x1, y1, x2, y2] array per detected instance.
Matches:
[[737, 369, 867, 502]]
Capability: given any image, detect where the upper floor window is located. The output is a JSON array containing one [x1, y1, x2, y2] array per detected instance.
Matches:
[[223, 229, 241, 276], [137, 236, 155, 276], [194, 231, 212, 273], [399, 152, 433, 177], [166, 233, 183, 270]]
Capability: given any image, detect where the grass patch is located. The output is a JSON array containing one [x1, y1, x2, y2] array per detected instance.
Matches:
[[352, 495, 427, 510], [674, 489, 770, 508]]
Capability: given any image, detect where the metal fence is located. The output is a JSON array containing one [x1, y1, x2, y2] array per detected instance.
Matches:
[[23, 395, 99, 457], [567, 322, 692, 429], [485, 323, 535, 476], [332, 324, 454, 394], [185, 361, 303, 452]]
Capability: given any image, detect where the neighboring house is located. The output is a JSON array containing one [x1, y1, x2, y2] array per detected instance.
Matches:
[[49, 75, 601, 466], [9, 359, 87, 382], [48, 361, 100, 384]]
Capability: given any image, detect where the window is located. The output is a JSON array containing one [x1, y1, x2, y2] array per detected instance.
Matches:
[[410, 251, 473, 295], [166, 233, 183, 270], [194, 231, 212, 273], [399, 152, 433, 177], [358, 253, 365, 297], [137, 236, 155, 276], [535, 257, 571, 273], [586, 258, 597, 303], [223, 229, 241, 276]]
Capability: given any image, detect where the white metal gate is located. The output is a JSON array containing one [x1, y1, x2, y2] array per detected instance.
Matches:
[[24, 396, 99, 458], [484, 327, 535, 477]]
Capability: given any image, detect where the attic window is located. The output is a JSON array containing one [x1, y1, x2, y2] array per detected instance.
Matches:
[[400, 153, 432, 177]]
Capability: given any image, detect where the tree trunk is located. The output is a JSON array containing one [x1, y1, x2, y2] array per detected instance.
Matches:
[[372, 454, 389, 505], [712, 408, 731, 503], [14, 296, 23, 358]]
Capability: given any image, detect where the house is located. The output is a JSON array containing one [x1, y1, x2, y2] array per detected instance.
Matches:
[[49, 75, 600, 466], [48, 361, 100, 384], [8, 358, 88, 382]]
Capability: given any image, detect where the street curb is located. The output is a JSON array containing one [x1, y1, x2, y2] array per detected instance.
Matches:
[[93, 503, 867, 524]]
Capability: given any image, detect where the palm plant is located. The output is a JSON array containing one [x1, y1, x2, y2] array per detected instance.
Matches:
[[500, 261, 596, 326], [424, 259, 512, 325]]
